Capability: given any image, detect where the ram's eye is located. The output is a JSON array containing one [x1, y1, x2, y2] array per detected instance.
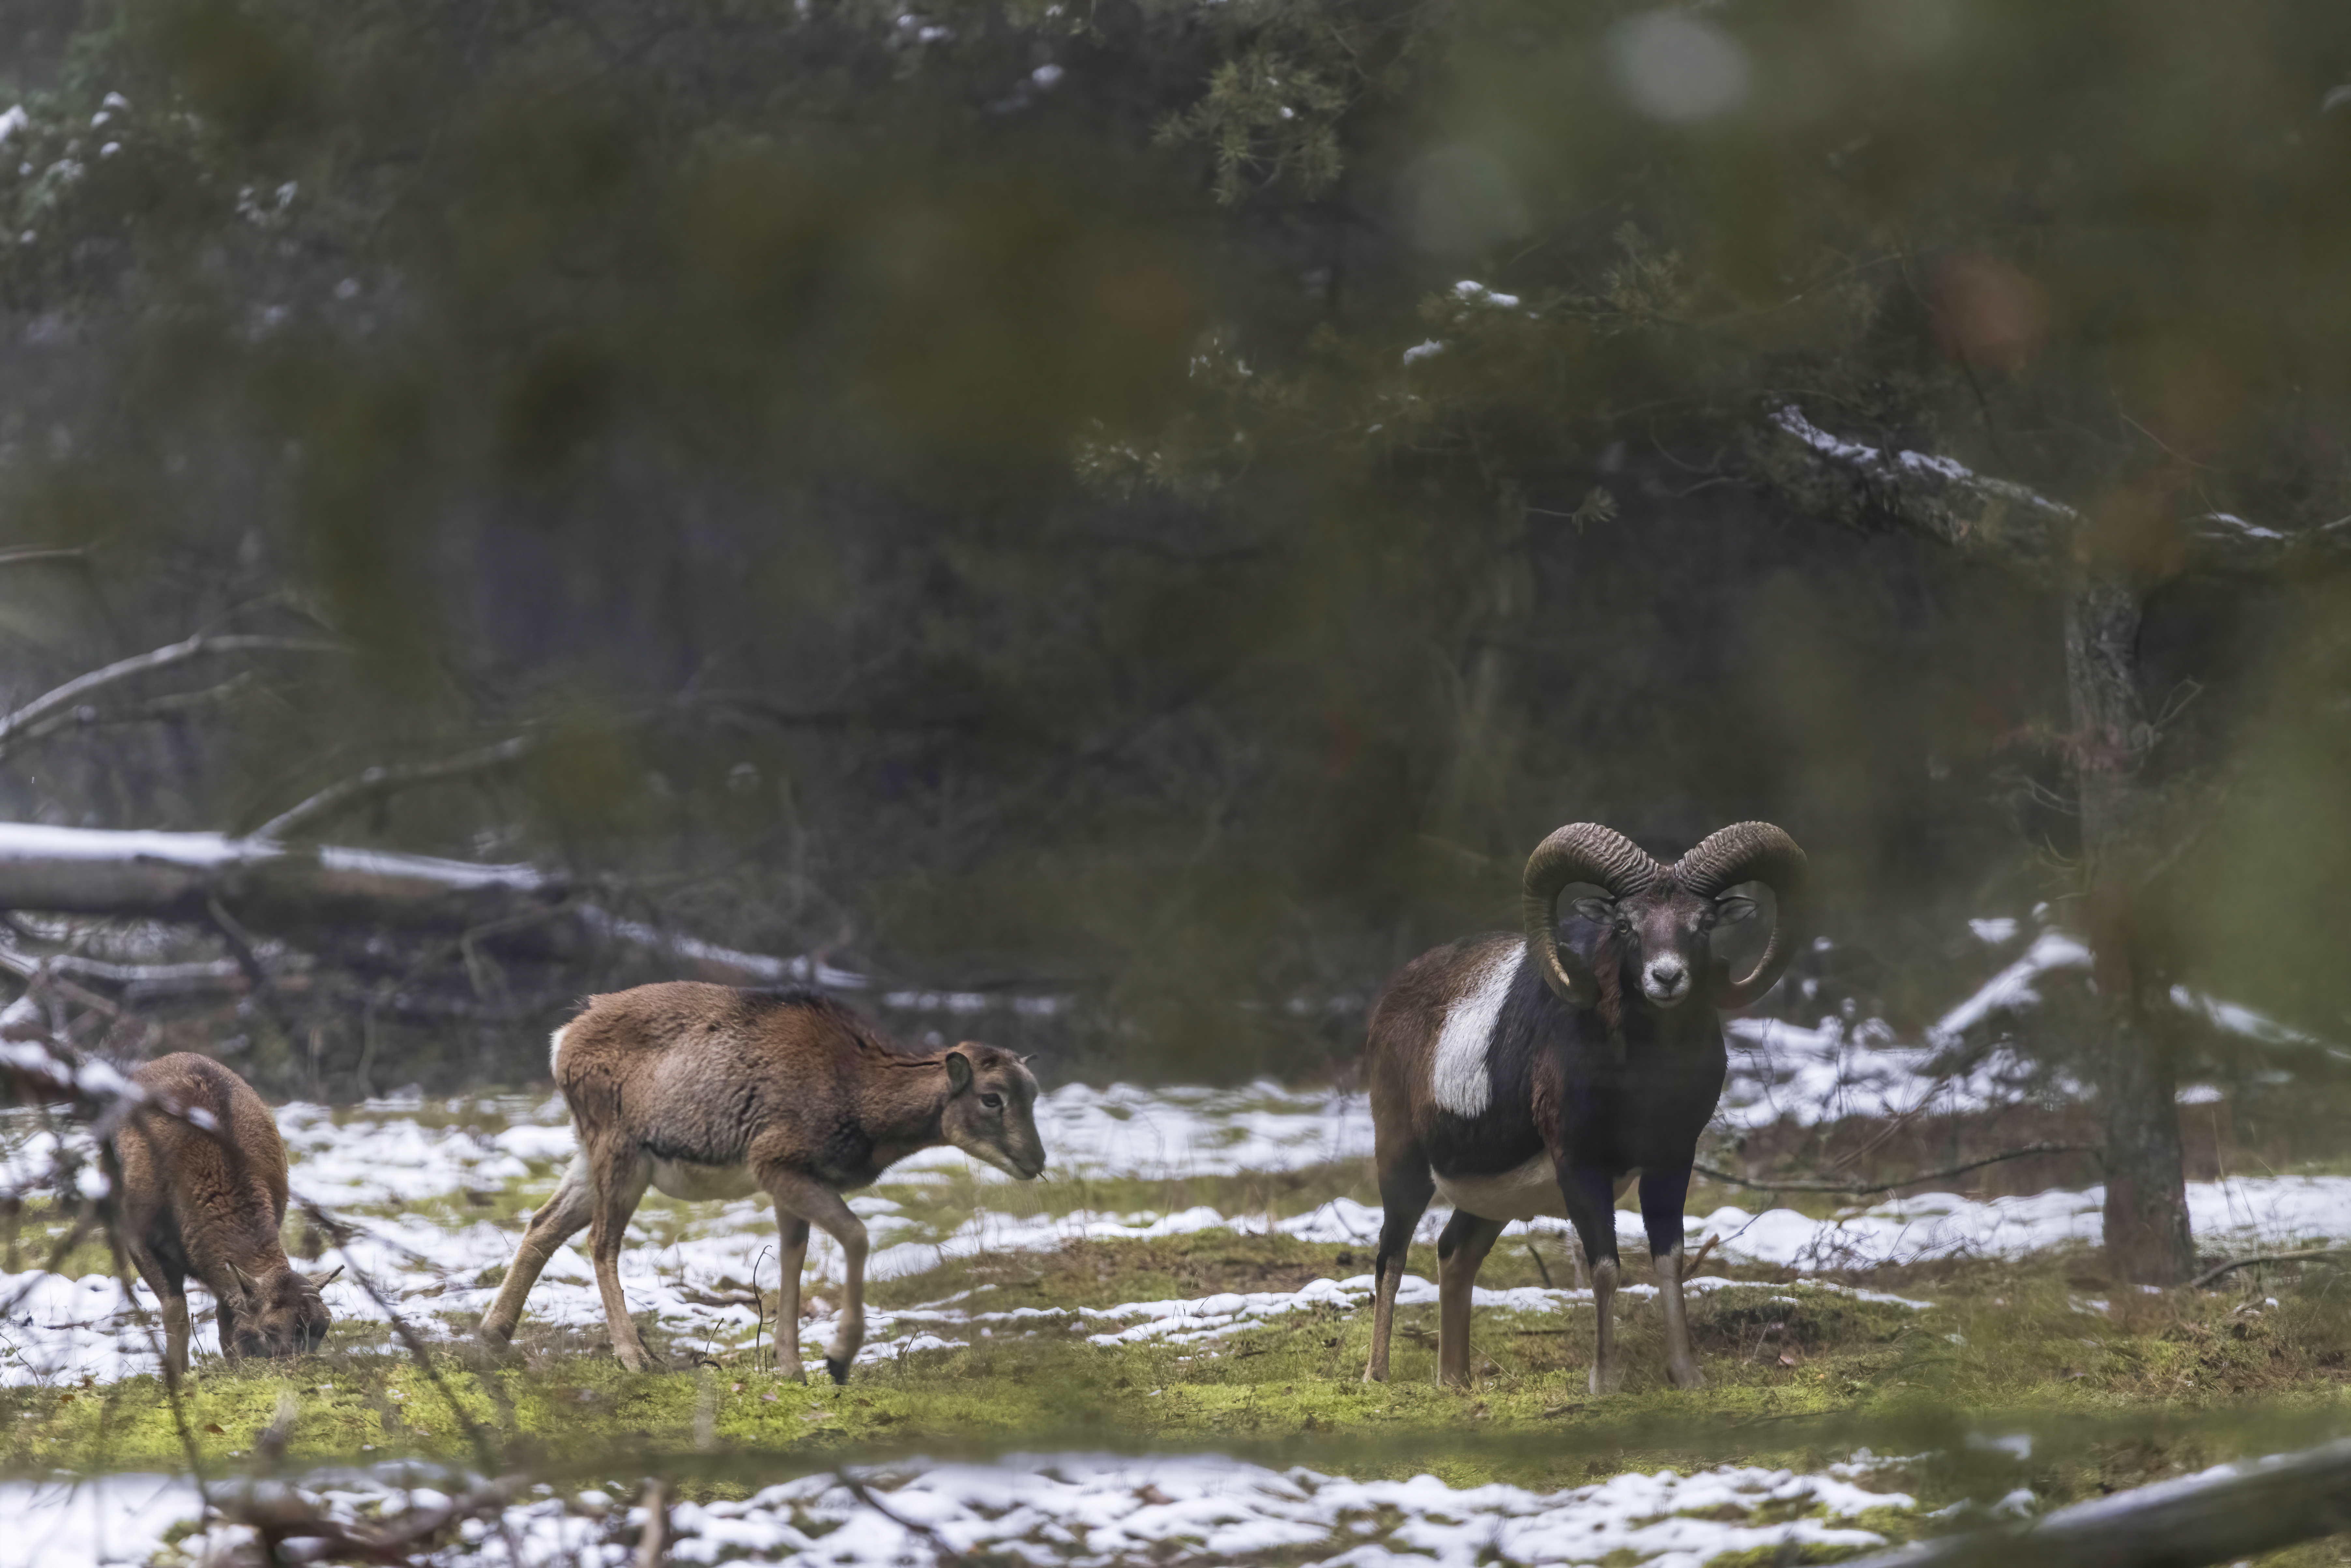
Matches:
[[980, 1093, 1004, 1111]]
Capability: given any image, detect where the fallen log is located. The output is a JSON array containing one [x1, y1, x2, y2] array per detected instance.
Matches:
[[1840, 1433, 2351, 1568], [0, 822, 848, 990]]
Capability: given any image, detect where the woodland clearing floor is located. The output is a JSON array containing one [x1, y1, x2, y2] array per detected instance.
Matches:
[[6, 1083, 2351, 1563]]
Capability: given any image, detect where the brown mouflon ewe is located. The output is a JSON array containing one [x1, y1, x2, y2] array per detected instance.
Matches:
[[1361, 822, 1806, 1394], [111, 1053, 339, 1384], [480, 983, 1046, 1381]]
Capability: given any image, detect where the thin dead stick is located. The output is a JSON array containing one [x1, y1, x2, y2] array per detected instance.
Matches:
[[0, 633, 345, 756], [1695, 1143, 2099, 1197], [252, 734, 538, 841], [1686, 1233, 1721, 1276], [297, 1201, 502, 1474], [2189, 1248, 2349, 1290]]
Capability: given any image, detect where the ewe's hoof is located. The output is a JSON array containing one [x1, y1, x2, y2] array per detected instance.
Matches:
[[825, 1357, 851, 1385]]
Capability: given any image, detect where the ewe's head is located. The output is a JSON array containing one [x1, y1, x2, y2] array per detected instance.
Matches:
[[1522, 821, 1809, 1015], [938, 1044, 1046, 1180], [224, 1263, 338, 1359]]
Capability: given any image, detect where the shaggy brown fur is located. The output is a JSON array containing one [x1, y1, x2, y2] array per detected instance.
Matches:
[[111, 1053, 336, 1383], [480, 983, 1045, 1381]]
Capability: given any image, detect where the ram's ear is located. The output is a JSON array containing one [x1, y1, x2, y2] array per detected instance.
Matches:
[[1716, 895, 1761, 926], [1571, 896, 1616, 924], [225, 1263, 258, 1303], [944, 1051, 974, 1095]]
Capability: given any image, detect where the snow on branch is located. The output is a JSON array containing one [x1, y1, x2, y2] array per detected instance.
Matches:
[[1774, 406, 2351, 583], [1770, 406, 2077, 584], [0, 822, 856, 991]]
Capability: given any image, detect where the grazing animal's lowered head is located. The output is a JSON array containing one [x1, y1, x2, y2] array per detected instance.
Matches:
[[1521, 820, 1810, 1034], [938, 1045, 1047, 1180], [221, 1261, 340, 1359]]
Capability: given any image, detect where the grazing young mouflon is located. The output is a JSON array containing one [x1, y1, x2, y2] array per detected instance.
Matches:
[[480, 982, 1046, 1381], [1361, 821, 1807, 1394], [111, 1053, 339, 1384]]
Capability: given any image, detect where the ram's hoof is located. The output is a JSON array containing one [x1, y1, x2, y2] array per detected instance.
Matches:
[[825, 1357, 850, 1385]]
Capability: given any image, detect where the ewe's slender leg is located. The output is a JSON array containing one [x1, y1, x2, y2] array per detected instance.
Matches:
[[1434, 1210, 1506, 1389], [761, 1171, 866, 1385], [585, 1151, 656, 1371], [1364, 1153, 1434, 1384], [772, 1213, 811, 1382], [1558, 1161, 1626, 1395], [124, 1242, 188, 1386], [1640, 1162, 1705, 1389], [481, 1154, 594, 1343]]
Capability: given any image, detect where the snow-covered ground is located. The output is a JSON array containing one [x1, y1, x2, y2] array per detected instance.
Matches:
[[8, 1076, 2349, 1386], [5, 913, 2347, 1388], [0, 1451, 1920, 1568]]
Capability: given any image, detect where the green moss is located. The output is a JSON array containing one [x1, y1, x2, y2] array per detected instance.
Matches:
[[7, 1232, 2348, 1513]]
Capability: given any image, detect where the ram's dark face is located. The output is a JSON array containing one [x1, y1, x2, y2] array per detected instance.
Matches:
[[1574, 882, 1759, 1009]]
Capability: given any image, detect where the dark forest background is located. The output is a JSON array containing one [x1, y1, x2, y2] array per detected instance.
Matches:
[[2, 0, 2348, 1116]]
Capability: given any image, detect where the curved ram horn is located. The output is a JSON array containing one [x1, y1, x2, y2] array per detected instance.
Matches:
[[1674, 822, 1809, 1009], [1521, 824, 1660, 1007]]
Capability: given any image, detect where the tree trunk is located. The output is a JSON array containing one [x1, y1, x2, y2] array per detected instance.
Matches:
[[2064, 573, 2194, 1284]]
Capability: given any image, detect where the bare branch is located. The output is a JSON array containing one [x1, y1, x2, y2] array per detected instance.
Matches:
[[251, 734, 537, 842], [1694, 1143, 2100, 1197], [5, 673, 259, 754], [0, 633, 346, 758]]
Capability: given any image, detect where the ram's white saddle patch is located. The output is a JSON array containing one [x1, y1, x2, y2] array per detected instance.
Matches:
[[1430, 944, 1522, 1118]]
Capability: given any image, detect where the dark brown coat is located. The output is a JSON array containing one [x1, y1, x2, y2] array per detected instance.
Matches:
[[111, 1053, 334, 1382], [480, 983, 1045, 1381]]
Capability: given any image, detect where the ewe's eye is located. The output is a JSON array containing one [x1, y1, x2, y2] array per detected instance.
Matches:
[[980, 1092, 1004, 1111]]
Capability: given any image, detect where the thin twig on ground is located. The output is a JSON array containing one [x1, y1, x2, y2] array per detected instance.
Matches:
[[2189, 1248, 2349, 1290], [1695, 1143, 2099, 1197]]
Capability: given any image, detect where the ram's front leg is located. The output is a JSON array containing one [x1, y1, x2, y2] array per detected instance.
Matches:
[[1557, 1161, 1626, 1395], [1641, 1162, 1705, 1389]]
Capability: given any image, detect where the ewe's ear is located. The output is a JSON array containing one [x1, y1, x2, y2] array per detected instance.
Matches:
[[945, 1052, 974, 1094], [1716, 895, 1760, 926], [226, 1263, 258, 1302], [1571, 896, 1616, 924]]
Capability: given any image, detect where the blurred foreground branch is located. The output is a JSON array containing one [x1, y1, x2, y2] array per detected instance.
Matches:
[[1843, 1433, 2351, 1568]]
